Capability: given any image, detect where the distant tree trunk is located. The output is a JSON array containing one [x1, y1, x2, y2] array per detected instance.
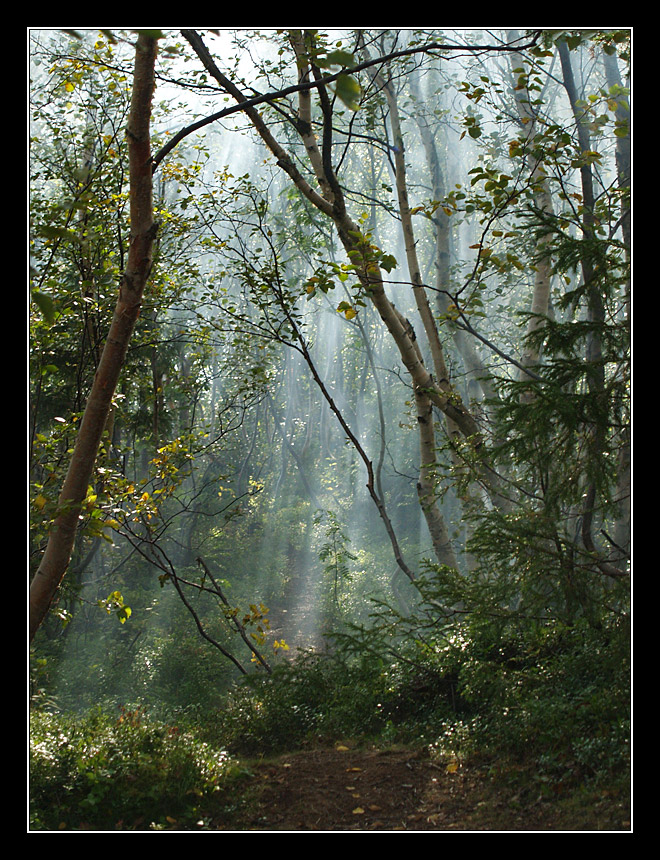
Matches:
[[602, 47, 631, 568], [29, 32, 159, 641], [375, 59, 458, 569], [507, 30, 556, 382]]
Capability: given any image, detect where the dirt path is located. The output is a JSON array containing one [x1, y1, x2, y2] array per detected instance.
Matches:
[[209, 745, 630, 832]]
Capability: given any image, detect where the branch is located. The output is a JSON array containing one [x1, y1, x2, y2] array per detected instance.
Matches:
[[196, 557, 272, 673], [151, 29, 542, 172], [149, 546, 249, 676]]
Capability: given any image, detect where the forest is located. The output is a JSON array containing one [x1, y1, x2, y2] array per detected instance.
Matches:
[[28, 28, 631, 832]]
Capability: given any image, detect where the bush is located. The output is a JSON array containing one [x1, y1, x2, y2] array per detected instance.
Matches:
[[29, 705, 236, 830], [454, 615, 631, 786], [216, 649, 402, 755]]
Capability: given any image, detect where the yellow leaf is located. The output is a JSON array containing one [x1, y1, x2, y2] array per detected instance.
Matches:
[[352, 807, 365, 815], [446, 761, 459, 774]]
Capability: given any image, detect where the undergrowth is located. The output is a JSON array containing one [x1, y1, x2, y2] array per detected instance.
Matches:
[[30, 610, 630, 830], [29, 705, 243, 831]]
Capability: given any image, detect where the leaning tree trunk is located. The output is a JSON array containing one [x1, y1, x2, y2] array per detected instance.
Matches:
[[182, 28, 520, 580], [29, 32, 160, 641], [372, 57, 458, 569]]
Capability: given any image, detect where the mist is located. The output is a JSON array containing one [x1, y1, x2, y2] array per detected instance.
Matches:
[[29, 27, 630, 833]]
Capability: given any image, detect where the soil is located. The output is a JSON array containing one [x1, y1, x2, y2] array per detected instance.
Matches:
[[205, 744, 631, 832]]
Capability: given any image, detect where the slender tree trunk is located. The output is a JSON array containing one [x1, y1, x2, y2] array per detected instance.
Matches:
[[603, 47, 631, 568], [29, 32, 159, 641], [374, 59, 458, 568], [408, 67, 486, 570], [507, 30, 556, 382], [557, 39, 625, 580]]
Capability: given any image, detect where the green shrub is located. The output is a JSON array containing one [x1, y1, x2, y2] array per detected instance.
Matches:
[[453, 616, 631, 785], [29, 705, 236, 830], [216, 649, 400, 755]]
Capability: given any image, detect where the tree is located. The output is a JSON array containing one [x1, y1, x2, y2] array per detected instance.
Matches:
[[29, 28, 630, 660], [179, 29, 545, 578], [30, 31, 160, 640]]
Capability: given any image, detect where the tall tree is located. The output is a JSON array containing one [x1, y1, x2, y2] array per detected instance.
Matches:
[[180, 29, 536, 576], [30, 32, 160, 640]]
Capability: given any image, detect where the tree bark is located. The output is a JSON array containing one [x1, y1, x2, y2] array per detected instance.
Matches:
[[507, 30, 556, 382], [602, 47, 631, 567], [557, 39, 625, 580], [29, 32, 159, 641]]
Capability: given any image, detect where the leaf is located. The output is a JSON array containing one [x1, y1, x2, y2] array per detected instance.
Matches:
[[337, 301, 357, 319], [334, 74, 361, 111], [39, 225, 82, 244], [133, 29, 165, 40], [31, 291, 56, 325], [379, 253, 398, 273], [325, 49, 355, 68]]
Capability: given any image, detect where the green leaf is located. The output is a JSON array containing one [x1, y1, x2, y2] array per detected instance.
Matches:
[[133, 29, 165, 40], [379, 253, 398, 273], [324, 49, 355, 68], [31, 291, 56, 325], [39, 225, 82, 244], [334, 74, 361, 111]]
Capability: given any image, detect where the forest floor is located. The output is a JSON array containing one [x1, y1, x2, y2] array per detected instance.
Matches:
[[202, 743, 631, 832]]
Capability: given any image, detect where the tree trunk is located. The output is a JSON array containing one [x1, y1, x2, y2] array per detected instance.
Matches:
[[29, 32, 159, 641], [507, 30, 556, 383], [557, 39, 625, 580]]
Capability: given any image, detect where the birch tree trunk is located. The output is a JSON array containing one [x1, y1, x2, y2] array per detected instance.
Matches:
[[29, 32, 159, 640]]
